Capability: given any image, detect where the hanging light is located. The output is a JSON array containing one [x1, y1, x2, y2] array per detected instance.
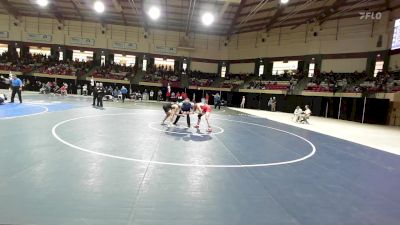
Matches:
[[148, 6, 161, 20], [94, 1, 105, 13], [202, 12, 215, 26], [37, 0, 49, 7]]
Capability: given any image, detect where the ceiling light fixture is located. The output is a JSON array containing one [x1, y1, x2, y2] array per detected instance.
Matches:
[[202, 12, 215, 26], [94, 1, 105, 13], [37, 0, 49, 7], [280, 0, 289, 4], [148, 6, 160, 20]]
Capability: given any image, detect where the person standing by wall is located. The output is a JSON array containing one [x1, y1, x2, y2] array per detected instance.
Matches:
[[9, 74, 23, 103], [240, 96, 246, 108], [268, 97, 272, 111], [150, 90, 154, 100], [213, 93, 221, 110], [271, 97, 277, 112], [120, 86, 128, 103], [157, 89, 162, 101]]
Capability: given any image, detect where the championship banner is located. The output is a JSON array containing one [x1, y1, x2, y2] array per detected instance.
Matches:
[[69, 37, 95, 46], [0, 31, 9, 39], [155, 45, 177, 54], [112, 41, 137, 50], [26, 33, 52, 42]]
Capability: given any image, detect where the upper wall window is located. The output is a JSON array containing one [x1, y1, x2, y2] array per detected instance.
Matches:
[[391, 19, 400, 50], [272, 61, 298, 75]]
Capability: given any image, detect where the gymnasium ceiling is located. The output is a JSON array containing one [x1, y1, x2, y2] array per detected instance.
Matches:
[[0, 0, 397, 36]]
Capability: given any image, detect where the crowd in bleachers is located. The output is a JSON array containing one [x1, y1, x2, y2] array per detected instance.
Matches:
[[247, 73, 299, 91], [0, 51, 49, 73], [220, 73, 252, 88], [188, 70, 217, 87], [93, 63, 134, 80], [144, 65, 181, 87], [37, 60, 92, 77], [305, 71, 366, 92], [346, 71, 400, 93]]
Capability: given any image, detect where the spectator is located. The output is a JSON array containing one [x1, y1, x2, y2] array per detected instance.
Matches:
[[150, 90, 154, 100], [240, 96, 245, 108], [157, 89, 162, 101], [271, 97, 277, 112], [213, 93, 221, 110], [293, 106, 303, 123]]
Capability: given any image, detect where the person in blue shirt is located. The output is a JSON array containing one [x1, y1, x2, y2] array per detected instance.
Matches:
[[213, 92, 221, 110], [120, 86, 128, 103], [10, 74, 23, 103]]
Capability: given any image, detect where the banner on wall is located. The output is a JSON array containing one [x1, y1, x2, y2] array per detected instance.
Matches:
[[155, 46, 177, 54], [69, 37, 95, 46], [26, 33, 52, 42], [0, 31, 9, 39], [112, 41, 137, 50]]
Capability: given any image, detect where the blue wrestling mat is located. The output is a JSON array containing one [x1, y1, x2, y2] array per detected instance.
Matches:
[[0, 101, 79, 119]]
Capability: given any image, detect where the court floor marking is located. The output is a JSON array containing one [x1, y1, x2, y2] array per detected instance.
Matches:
[[148, 121, 225, 136], [0, 104, 49, 120], [51, 112, 316, 168]]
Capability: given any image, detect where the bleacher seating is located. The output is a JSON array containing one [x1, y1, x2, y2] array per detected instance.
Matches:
[[93, 63, 133, 80]]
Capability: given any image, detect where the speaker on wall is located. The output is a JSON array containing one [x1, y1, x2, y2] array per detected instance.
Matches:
[[377, 35, 382, 47]]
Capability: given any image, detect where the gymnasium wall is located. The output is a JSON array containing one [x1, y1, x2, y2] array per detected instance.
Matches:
[[190, 61, 219, 73], [229, 63, 255, 74], [389, 53, 400, 70], [321, 58, 368, 73], [0, 14, 227, 60]]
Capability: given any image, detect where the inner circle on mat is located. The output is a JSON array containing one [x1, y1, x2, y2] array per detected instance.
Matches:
[[148, 121, 224, 136], [52, 112, 316, 168]]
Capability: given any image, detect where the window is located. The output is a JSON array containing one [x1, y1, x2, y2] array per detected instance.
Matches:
[[221, 66, 227, 78], [308, 63, 315, 77], [142, 59, 147, 71], [272, 61, 298, 75], [114, 54, 136, 66], [391, 18, 400, 50], [29, 46, 51, 56], [182, 62, 187, 72], [154, 58, 175, 70], [258, 65, 264, 76], [72, 50, 93, 62], [0, 44, 8, 54], [374, 61, 384, 77], [101, 55, 106, 66]]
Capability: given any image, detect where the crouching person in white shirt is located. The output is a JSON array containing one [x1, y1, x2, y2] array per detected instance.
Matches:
[[293, 106, 303, 123], [300, 105, 312, 124]]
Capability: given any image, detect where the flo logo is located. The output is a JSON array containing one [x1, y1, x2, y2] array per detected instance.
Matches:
[[359, 12, 382, 20]]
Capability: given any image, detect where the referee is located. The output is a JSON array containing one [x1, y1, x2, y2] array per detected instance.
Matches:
[[10, 74, 23, 103]]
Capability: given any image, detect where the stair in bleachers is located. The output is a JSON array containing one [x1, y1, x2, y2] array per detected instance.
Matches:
[[131, 70, 146, 85], [78, 66, 98, 81], [180, 73, 189, 88], [293, 77, 310, 95]]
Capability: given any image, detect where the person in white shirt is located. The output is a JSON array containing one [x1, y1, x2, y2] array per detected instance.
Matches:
[[300, 105, 312, 124], [293, 106, 303, 123], [82, 84, 88, 96], [240, 96, 246, 108], [150, 90, 154, 100]]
